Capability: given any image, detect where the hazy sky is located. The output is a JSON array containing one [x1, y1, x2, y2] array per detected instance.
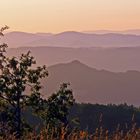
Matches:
[[0, 0, 140, 33]]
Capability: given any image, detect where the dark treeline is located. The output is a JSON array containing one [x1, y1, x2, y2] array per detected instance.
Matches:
[[23, 103, 140, 134], [69, 103, 140, 133]]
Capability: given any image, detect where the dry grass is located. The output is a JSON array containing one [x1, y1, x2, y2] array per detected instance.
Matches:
[[1, 125, 140, 140], [0, 114, 139, 140]]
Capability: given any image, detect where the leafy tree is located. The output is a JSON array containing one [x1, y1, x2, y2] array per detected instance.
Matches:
[[0, 27, 48, 137], [45, 83, 75, 127], [33, 83, 75, 129], [0, 26, 75, 138]]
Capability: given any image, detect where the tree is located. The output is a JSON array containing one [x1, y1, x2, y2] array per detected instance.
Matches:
[[0, 27, 48, 137], [38, 83, 75, 129], [0, 26, 75, 138]]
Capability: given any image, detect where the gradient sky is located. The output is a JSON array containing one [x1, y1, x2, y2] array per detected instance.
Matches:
[[0, 0, 140, 33]]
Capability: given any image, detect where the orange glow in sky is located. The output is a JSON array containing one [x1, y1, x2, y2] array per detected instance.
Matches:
[[0, 0, 140, 33]]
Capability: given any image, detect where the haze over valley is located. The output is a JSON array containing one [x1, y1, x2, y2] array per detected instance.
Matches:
[[2, 30, 140, 112], [7, 41, 140, 72], [3, 30, 140, 106]]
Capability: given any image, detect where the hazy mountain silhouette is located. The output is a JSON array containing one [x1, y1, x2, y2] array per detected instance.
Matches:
[[19, 31, 140, 48], [1, 31, 52, 48], [83, 29, 140, 35], [35, 33, 53, 37], [3, 31, 140, 48], [43, 60, 140, 106], [7, 46, 140, 72]]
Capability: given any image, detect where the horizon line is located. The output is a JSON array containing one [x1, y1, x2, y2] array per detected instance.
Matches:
[[4, 28, 140, 34]]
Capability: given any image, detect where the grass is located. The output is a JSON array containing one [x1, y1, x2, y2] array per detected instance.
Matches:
[[0, 114, 139, 139], [1, 124, 140, 140]]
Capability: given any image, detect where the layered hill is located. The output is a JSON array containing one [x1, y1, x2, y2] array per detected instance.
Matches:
[[42, 60, 140, 106], [3, 31, 140, 48], [7, 46, 140, 72]]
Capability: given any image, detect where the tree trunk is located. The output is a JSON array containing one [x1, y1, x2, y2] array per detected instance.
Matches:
[[16, 92, 21, 138]]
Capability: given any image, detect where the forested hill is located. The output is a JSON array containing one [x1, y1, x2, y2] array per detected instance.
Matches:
[[69, 103, 140, 133], [25, 103, 140, 133]]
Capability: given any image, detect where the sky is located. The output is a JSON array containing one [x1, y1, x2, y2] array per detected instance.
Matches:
[[0, 0, 140, 33]]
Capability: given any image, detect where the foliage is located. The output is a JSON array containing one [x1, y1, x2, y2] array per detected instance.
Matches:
[[0, 26, 48, 137], [28, 83, 75, 138], [44, 83, 75, 127]]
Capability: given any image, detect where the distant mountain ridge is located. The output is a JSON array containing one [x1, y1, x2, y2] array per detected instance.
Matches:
[[3, 30, 140, 48], [83, 29, 140, 35], [1, 31, 53, 48], [43, 60, 140, 106], [7, 46, 140, 72]]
